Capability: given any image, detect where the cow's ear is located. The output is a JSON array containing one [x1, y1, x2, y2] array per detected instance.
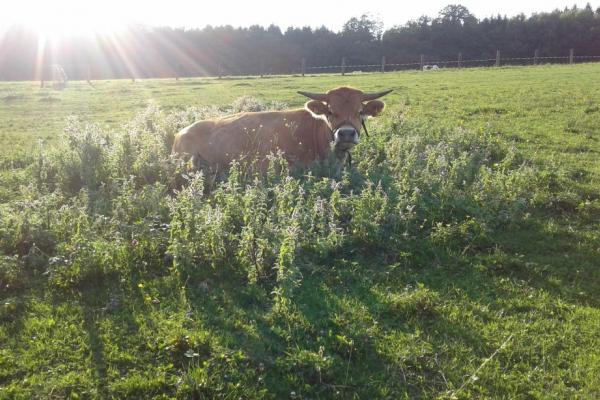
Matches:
[[305, 100, 329, 116], [363, 100, 385, 117]]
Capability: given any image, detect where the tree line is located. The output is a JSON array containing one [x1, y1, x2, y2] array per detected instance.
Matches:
[[1, 3, 600, 80]]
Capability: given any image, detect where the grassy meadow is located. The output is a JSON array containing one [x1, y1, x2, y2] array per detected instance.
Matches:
[[0, 64, 599, 399]]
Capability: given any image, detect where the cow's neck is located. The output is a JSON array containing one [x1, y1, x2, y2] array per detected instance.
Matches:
[[333, 147, 350, 165], [308, 113, 334, 160], [333, 148, 352, 167]]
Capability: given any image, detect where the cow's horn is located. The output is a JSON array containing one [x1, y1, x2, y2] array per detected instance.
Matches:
[[297, 91, 328, 101], [362, 89, 393, 101]]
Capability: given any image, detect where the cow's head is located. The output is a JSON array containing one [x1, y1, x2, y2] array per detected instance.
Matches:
[[298, 87, 392, 151]]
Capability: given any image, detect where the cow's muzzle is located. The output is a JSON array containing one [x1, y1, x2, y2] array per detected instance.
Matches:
[[333, 124, 359, 150]]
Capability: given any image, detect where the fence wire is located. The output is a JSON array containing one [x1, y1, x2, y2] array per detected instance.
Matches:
[[32, 53, 600, 81], [301, 54, 600, 75]]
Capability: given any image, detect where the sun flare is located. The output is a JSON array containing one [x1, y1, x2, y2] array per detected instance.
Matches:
[[6, 0, 130, 39]]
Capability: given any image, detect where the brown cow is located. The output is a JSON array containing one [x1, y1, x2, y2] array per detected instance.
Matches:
[[172, 86, 392, 171]]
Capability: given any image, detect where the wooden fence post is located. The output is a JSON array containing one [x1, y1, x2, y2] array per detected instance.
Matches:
[[458, 52, 462, 68], [381, 56, 386, 73], [534, 49, 539, 65], [341, 57, 346, 75], [301, 58, 306, 77], [420, 54, 424, 70], [569, 49, 574, 64], [495, 49, 501, 66]]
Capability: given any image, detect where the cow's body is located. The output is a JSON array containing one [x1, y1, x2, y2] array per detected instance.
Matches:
[[173, 108, 333, 169], [172, 87, 392, 170]]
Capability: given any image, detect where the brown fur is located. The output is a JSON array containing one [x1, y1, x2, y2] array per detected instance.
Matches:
[[172, 87, 388, 169]]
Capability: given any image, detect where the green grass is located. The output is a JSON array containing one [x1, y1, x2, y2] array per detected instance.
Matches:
[[1, 64, 599, 399]]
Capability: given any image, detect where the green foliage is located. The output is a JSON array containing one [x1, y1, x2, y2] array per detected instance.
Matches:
[[1, 69, 599, 399]]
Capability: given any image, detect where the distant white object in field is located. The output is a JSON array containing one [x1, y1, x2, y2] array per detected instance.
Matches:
[[40, 64, 68, 90], [423, 65, 440, 71]]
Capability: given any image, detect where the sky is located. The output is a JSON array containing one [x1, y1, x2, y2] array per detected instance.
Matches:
[[1, 0, 596, 35]]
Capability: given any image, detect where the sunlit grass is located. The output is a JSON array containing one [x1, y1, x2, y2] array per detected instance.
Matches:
[[0, 64, 599, 398]]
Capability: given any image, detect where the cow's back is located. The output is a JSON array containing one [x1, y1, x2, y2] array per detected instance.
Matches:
[[173, 109, 331, 168]]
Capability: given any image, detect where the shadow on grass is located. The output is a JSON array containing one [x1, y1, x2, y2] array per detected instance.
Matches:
[[173, 209, 599, 398], [54, 281, 147, 398], [3, 207, 596, 398], [82, 301, 109, 398], [177, 259, 487, 398], [478, 215, 600, 307]]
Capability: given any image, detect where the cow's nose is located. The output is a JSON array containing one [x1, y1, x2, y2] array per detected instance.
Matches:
[[336, 127, 358, 142]]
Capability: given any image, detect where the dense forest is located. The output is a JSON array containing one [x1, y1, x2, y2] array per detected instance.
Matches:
[[2, 4, 600, 80]]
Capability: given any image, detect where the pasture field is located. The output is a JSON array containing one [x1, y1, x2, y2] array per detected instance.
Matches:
[[0, 65, 599, 399]]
